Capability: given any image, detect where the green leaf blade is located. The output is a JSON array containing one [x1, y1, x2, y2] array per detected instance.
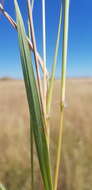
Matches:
[[14, 0, 53, 189]]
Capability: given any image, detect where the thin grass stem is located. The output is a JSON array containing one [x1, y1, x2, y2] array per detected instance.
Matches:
[[54, 1, 70, 190], [46, 3, 62, 151], [41, 0, 50, 149], [42, 0, 47, 113], [27, 0, 45, 114], [46, 4, 62, 114]]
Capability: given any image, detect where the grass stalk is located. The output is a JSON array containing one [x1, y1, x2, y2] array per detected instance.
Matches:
[[0, 3, 48, 76], [41, 0, 50, 149], [42, 0, 47, 113], [54, 1, 70, 190], [46, 4, 62, 114], [46, 3, 62, 151], [27, 0, 45, 115]]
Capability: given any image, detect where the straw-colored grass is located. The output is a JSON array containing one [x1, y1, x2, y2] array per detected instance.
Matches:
[[0, 78, 92, 190]]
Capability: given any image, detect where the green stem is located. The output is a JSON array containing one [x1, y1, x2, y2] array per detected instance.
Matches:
[[54, 1, 70, 190], [46, 4, 62, 114], [46, 4, 62, 151]]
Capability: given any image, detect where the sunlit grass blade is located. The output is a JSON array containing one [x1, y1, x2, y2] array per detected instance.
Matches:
[[46, 4, 62, 114], [54, 1, 70, 190], [14, 0, 53, 189]]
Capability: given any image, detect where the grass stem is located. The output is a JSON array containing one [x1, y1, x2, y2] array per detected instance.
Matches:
[[54, 1, 70, 190], [41, 0, 50, 149], [27, 0, 44, 113], [46, 3, 62, 151], [46, 4, 62, 115], [42, 0, 47, 113]]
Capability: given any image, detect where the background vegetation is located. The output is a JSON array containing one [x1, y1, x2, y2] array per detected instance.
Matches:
[[0, 78, 92, 190]]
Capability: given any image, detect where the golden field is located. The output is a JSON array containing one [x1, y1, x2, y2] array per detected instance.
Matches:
[[0, 78, 92, 190]]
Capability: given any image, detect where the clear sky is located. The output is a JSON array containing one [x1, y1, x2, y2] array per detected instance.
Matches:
[[0, 0, 92, 78]]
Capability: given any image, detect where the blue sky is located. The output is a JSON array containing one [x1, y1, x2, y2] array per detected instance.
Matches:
[[0, 0, 92, 78]]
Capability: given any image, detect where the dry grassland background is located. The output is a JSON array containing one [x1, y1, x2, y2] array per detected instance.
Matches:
[[0, 78, 92, 190]]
